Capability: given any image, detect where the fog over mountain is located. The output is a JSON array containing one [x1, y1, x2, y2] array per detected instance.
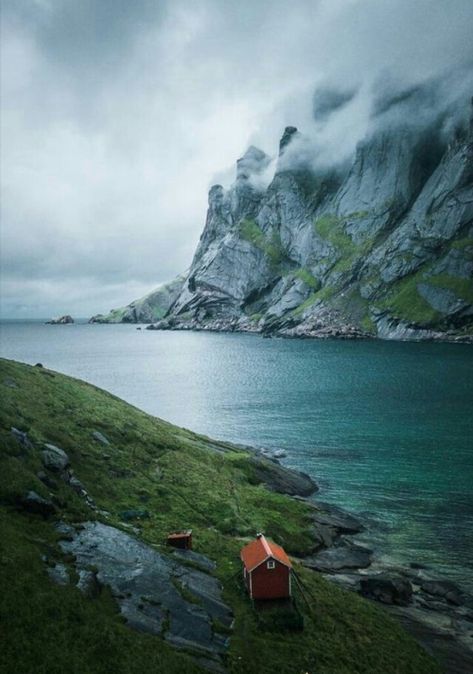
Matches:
[[1, 0, 472, 318]]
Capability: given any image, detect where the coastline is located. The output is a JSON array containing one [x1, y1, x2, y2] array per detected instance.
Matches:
[[256, 446, 473, 674], [144, 320, 473, 345]]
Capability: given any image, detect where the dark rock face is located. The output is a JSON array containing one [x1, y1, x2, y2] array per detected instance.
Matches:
[[360, 575, 413, 606], [60, 522, 233, 663], [420, 580, 467, 606], [18, 491, 57, 517]]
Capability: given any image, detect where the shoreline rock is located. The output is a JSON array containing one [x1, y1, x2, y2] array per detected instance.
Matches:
[[46, 315, 74, 325]]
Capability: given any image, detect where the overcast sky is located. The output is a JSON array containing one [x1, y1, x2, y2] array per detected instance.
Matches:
[[1, 0, 473, 318]]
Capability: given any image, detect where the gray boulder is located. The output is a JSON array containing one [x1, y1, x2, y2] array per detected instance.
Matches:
[[92, 431, 110, 446], [41, 444, 69, 472]]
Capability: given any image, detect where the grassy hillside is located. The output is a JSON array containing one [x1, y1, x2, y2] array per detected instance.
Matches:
[[0, 359, 440, 674]]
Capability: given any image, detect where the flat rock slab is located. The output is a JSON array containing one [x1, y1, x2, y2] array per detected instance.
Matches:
[[303, 542, 373, 572], [60, 522, 232, 660], [310, 502, 364, 534]]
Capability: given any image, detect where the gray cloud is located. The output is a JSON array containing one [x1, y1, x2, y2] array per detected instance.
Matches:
[[1, 0, 473, 317]]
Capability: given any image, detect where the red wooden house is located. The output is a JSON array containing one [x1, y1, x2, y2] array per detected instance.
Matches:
[[240, 534, 292, 600]]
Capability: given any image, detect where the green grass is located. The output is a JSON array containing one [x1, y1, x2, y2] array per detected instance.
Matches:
[[450, 237, 473, 253], [377, 272, 441, 326], [239, 219, 284, 267], [0, 359, 439, 674], [426, 274, 473, 304], [361, 314, 377, 334], [313, 214, 376, 278], [293, 268, 320, 290], [292, 285, 338, 317]]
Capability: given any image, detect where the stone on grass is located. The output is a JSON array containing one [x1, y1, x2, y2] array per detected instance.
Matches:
[[92, 431, 110, 445], [41, 444, 69, 472]]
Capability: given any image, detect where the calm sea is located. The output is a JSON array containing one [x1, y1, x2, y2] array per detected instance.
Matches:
[[1, 321, 472, 590]]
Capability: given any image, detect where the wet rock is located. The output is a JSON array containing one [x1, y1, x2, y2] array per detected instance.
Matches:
[[420, 580, 467, 607], [41, 444, 69, 472], [303, 542, 373, 572], [92, 431, 110, 446], [310, 502, 364, 535], [47, 563, 69, 585], [18, 491, 57, 518], [247, 456, 317, 497], [360, 575, 413, 606], [60, 522, 232, 660]]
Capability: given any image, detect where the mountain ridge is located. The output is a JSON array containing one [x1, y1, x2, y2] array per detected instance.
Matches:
[[92, 92, 473, 342]]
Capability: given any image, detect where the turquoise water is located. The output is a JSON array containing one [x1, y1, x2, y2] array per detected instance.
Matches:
[[1, 322, 472, 589]]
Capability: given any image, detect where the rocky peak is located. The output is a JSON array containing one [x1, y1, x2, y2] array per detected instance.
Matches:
[[279, 126, 299, 154], [236, 146, 271, 181]]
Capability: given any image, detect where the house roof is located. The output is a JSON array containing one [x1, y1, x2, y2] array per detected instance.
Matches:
[[167, 530, 192, 540], [240, 534, 292, 572]]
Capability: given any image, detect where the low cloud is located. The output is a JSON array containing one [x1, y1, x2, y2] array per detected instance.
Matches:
[[1, 0, 473, 317]]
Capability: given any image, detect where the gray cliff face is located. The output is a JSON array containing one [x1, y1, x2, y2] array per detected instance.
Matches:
[[98, 93, 473, 341], [155, 97, 473, 341]]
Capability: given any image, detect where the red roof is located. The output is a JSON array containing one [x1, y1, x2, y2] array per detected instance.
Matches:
[[240, 534, 292, 571]]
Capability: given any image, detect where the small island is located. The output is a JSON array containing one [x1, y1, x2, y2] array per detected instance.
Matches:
[[45, 315, 74, 325]]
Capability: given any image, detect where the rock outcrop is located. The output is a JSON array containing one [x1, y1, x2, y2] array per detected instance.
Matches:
[[89, 275, 185, 324], [96, 89, 473, 341], [46, 315, 74, 325]]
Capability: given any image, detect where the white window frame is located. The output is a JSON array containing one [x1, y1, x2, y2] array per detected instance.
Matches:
[[267, 559, 275, 570]]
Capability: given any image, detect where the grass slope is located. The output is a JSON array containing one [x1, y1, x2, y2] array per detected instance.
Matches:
[[0, 359, 439, 674]]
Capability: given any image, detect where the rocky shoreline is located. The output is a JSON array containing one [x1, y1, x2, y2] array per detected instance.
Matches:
[[256, 447, 473, 674], [145, 316, 473, 344]]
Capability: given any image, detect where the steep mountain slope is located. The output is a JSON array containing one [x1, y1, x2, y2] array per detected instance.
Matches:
[[95, 92, 473, 341]]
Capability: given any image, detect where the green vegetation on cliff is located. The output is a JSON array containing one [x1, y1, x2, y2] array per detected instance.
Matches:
[[239, 219, 284, 268], [0, 360, 439, 674]]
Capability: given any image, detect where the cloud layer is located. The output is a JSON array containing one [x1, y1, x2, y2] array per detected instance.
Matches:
[[1, 0, 473, 317]]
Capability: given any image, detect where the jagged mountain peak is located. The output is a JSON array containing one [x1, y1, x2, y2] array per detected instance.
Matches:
[[93, 96, 473, 342]]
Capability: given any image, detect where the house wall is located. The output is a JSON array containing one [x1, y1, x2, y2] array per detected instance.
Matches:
[[250, 559, 290, 599]]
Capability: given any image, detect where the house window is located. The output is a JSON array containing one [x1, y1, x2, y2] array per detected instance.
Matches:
[[267, 560, 275, 570]]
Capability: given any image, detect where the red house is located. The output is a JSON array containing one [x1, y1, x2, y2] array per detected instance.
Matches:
[[240, 534, 292, 600]]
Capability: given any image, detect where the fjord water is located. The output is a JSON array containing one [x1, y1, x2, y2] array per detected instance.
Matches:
[[1, 322, 472, 590]]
